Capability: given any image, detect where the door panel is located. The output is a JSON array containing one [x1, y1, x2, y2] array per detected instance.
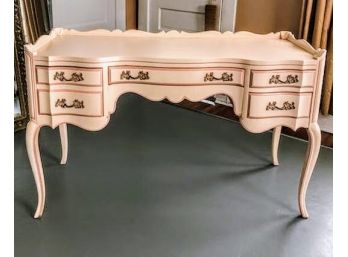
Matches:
[[138, 0, 237, 32]]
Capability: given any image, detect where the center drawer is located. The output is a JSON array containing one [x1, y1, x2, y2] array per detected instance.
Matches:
[[108, 66, 245, 86], [37, 89, 103, 117]]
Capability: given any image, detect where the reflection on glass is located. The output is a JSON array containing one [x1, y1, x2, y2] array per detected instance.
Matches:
[[14, 77, 21, 118]]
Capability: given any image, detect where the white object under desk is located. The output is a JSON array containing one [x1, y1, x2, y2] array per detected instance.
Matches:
[[24, 28, 326, 219]]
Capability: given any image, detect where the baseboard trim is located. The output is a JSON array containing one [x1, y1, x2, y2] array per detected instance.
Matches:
[[163, 100, 333, 148]]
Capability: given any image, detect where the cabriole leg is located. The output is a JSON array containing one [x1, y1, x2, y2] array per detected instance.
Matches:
[[59, 123, 68, 165], [298, 123, 321, 218], [26, 121, 46, 219], [272, 126, 282, 166]]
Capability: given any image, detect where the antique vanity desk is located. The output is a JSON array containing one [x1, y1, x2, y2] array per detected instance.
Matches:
[[25, 28, 326, 218]]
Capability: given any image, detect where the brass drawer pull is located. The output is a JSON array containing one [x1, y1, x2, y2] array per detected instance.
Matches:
[[55, 98, 85, 109], [120, 70, 150, 80], [269, 74, 299, 84], [204, 72, 233, 82], [53, 72, 84, 82], [266, 101, 295, 111]]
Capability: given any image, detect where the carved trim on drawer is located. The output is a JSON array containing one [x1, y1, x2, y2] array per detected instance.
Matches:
[[37, 89, 104, 117], [266, 101, 296, 111], [55, 98, 85, 109], [269, 75, 298, 84], [250, 69, 316, 88], [247, 92, 313, 119], [53, 72, 84, 82], [120, 70, 150, 80], [35, 66, 103, 87], [204, 72, 233, 82], [108, 65, 245, 87]]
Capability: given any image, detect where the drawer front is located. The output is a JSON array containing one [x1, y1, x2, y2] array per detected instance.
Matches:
[[250, 69, 316, 88], [108, 66, 245, 86], [38, 89, 103, 117], [248, 92, 312, 118], [36, 66, 103, 87]]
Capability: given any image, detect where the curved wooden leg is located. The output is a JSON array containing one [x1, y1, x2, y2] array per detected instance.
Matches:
[[272, 126, 282, 166], [298, 123, 321, 218], [59, 123, 68, 165], [26, 121, 45, 218]]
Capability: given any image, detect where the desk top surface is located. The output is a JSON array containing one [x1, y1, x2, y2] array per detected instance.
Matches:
[[28, 29, 323, 63]]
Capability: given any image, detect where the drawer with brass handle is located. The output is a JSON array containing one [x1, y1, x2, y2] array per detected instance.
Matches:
[[269, 74, 298, 84], [265, 101, 296, 111], [204, 72, 233, 82], [250, 69, 316, 88], [55, 98, 85, 109], [247, 92, 312, 119], [109, 66, 244, 86], [36, 66, 103, 87], [53, 72, 84, 82], [37, 89, 103, 117], [120, 70, 150, 80]]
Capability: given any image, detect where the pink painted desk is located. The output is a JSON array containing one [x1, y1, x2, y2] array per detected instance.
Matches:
[[25, 29, 326, 218]]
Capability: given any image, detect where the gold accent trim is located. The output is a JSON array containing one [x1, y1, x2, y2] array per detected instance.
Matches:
[[120, 70, 150, 80], [55, 98, 85, 109], [269, 74, 299, 84], [53, 72, 84, 82], [204, 72, 233, 82], [15, 0, 30, 131], [266, 101, 296, 111]]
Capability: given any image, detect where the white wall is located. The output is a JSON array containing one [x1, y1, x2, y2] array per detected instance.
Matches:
[[52, 0, 126, 31]]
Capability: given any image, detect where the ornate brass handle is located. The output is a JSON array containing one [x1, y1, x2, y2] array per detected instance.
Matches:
[[53, 72, 84, 82], [266, 101, 295, 111], [204, 72, 233, 82], [55, 98, 85, 109], [120, 70, 150, 80], [269, 74, 299, 84]]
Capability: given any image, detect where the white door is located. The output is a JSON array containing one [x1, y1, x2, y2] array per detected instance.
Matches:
[[52, 0, 126, 31], [138, 0, 237, 32]]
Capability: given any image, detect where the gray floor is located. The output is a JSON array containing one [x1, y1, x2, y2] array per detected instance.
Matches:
[[15, 94, 332, 257]]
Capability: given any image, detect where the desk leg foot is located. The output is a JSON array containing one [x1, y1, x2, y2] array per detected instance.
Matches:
[[26, 121, 45, 219], [59, 123, 68, 165], [272, 126, 281, 166], [298, 123, 321, 219]]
